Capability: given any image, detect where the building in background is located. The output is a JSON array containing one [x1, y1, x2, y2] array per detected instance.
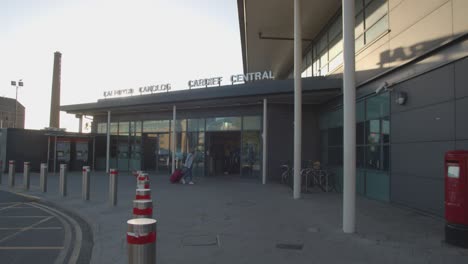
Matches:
[[238, 0, 468, 215], [0, 96, 25, 129], [61, 0, 468, 217]]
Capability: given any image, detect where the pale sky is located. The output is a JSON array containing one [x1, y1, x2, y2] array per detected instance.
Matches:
[[0, 0, 243, 132]]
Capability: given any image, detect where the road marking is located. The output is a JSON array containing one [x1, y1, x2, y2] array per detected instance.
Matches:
[[0, 216, 49, 218], [0, 246, 64, 250], [0, 216, 53, 243], [30, 203, 80, 264], [0, 227, 62, 230], [0, 203, 20, 212]]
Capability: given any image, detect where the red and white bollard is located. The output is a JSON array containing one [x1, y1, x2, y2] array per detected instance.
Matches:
[[136, 189, 151, 200], [133, 200, 153, 218], [127, 218, 157, 264], [109, 169, 118, 206], [137, 179, 150, 189]]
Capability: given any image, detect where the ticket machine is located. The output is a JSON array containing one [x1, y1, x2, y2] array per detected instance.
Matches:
[[56, 140, 71, 163], [445, 150, 468, 248]]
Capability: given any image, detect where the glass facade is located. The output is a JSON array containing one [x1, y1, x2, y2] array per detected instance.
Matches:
[[319, 92, 390, 201], [300, 0, 389, 78], [95, 115, 263, 179]]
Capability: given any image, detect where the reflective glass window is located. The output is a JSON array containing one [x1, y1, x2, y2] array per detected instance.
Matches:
[[143, 120, 170, 133], [243, 116, 261, 131], [206, 117, 241, 131]]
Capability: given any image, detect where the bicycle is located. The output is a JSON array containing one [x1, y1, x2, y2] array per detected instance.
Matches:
[[303, 162, 338, 192], [280, 164, 293, 189]]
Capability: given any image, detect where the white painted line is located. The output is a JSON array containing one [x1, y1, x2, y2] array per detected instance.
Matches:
[[0, 246, 64, 250], [0, 227, 62, 230], [0, 216, 49, 218], [0, 216, 54, 243], [31, 203, 82, 264], [0, 203, 20, 212]]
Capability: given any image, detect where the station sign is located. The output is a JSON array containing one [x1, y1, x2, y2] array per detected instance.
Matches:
[[103, 83, 171, 98], [102, 70, 274, 98]]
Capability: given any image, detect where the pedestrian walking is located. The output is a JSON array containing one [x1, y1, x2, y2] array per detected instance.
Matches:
[[182, 149, 195, 185]]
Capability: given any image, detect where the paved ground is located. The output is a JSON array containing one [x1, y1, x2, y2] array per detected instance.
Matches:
[[1, 170, 468, 264], [0, 189, 91, 264]]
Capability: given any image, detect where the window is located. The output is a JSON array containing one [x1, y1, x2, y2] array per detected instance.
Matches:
[[297, 0, 388, 77], [143, 120, 170, 133], [97, 123, 107, 134]]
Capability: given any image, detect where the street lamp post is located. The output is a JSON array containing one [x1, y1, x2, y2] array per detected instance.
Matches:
[[10, 79, 23, 128]]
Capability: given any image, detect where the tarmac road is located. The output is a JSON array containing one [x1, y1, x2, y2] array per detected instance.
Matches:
[[0, 190, 92, 264]]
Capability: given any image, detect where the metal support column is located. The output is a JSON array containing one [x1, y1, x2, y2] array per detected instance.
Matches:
[[78, 115, 83, 133], [171, 105, 176, 174], [262, 98, 268, 185], [293, 0, 302, 199], [106, 110, 111, 173], [342, 0, 357, 234]]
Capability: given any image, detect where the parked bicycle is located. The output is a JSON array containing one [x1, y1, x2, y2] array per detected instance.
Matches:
[[280, 164, 293, 189], [302, 161, 339, 192]]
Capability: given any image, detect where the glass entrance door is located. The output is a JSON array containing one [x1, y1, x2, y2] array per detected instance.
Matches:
[[142, 133, 170, 173]]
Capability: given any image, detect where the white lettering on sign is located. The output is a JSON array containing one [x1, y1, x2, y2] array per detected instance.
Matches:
[[103, 83, 171, 98], [230, 70, 274, 84], [138, 84, 171, 94], [103, 89, 135, 98], [188, 77, 223, 89]]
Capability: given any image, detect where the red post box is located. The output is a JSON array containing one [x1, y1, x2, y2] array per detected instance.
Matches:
[[445, 150, 468, 248]]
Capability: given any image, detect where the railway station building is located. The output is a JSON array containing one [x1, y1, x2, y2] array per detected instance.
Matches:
[[61, 0, 468, 217]]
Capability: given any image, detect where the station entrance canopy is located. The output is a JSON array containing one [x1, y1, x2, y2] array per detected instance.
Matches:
[[61, 77, 342, 116]]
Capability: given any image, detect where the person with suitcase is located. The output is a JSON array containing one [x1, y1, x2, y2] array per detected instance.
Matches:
[[181, 149, 195, 185]]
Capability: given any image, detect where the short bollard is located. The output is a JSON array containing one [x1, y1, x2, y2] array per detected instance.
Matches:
[[23, 162, 31, 190], [109, 169, 118, 206], [8, 160, 15, 187], [133, 200, 153, 218], [127, 218, 157, 264], [137, 179, 150, 189], [137, 172, 149, 182], [82, 166, 91, 200], [136, 189, 151, 200], [40, 163, 48, 192], [59, 164, 67, 196]]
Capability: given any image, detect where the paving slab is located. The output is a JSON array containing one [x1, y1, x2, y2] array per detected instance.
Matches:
[[2, 171, 468, 264]]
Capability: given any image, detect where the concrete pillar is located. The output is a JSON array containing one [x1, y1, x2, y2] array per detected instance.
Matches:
[[78, 115, 83, 133], [293, 0, 302, 199], [106, 110, 111, 173], [342, 0, 357, 234], [49, 51, 62, 128], [262, 98, 268, 185]]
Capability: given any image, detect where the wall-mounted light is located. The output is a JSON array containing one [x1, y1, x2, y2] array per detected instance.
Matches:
[[395, 91, 408, 105]]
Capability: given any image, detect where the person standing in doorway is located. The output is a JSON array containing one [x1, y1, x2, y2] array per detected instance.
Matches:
[[182, 149, 195, 185]]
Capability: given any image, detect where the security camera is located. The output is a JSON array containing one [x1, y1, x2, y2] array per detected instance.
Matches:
[[375, 82, 388, 94]]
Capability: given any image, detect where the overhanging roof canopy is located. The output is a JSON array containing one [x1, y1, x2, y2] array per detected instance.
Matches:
[[61, 77, 341, 116], [238, 0, 341, 79]]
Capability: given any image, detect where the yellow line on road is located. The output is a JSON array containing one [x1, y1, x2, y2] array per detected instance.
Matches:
[[0, 246, 64, 250]]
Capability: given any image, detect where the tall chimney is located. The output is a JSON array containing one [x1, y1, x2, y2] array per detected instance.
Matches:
[[49, 51, 61, 128]]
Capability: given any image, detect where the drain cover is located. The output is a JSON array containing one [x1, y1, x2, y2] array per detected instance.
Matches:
[[276, 243, 304, 250]]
